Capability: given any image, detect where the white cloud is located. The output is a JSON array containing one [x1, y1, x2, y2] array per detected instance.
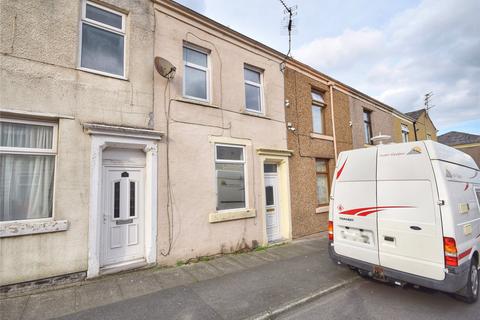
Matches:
[[294, 28, 383, 70], [294, 0, 480, 134]]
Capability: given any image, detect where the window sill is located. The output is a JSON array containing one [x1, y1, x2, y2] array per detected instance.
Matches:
[[209, 208, 256, 223], [310, 133, 334, 141], [241, 111, 270, 120], [316, 206, 329, 214], [77, 67, 128, 81], [0, 219, 69, 238], [176, 97, 220, 109]]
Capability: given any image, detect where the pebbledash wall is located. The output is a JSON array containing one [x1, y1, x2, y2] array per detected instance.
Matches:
[[0, 0, 157, 285], [153, 0, 292, 265], [283, 61, 419, 238], [283, 66, 351, 237]]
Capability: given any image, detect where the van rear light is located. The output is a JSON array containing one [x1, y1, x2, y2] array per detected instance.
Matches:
[[328, 221, 334, 241], [443, 237, 458, 267]]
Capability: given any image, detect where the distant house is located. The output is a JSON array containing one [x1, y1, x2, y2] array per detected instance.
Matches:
[[405, 109, 438, 141], [438, 131, 480, 166]]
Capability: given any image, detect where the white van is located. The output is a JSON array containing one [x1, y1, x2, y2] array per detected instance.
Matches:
[[328, 140, 480, 302]]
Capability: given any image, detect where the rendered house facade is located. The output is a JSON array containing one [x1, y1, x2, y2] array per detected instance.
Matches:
[[1, 0, 159, 285], [153, 0, 293, 265], [405, 109, 438, 141], [0, 0, 293, 287]]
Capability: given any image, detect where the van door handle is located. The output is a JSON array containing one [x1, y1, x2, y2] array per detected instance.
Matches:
[[410, 226, 422, 231], [384, 236, 395, 242]]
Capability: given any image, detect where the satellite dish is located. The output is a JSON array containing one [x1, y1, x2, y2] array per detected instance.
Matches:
[[154, 57, 176, 79], [371, 132, 392, 145]]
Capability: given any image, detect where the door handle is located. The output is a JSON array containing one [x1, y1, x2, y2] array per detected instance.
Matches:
[[410, 226, 422, 231], [384, 236, 395, 242]]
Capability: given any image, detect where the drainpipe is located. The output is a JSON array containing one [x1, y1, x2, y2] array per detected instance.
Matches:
[[327, 81, 338, 163], [413, 121, 418, 141]]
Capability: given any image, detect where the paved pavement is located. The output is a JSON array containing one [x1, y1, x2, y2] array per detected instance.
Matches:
[[278, 275, 480, 320], [1, 234, 358, 320]]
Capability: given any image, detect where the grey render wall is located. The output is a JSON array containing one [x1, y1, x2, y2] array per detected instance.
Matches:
[[349, 96, 394, 148], [0, 0, 155, 285]]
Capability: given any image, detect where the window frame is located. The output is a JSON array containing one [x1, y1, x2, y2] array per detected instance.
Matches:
[[315, 159, 330, 207], [0, 118, 58, 155], [79, 0, 127, 79], [183, 44, 210, 102], [401, 124, 409, 143], [244, 65, 264, 114], [311, 90, 326, 134], [363, 109, 373, 145], [474, 187, 480, 211], [0, 118, 58, 223], [214, 144, 247, 212]]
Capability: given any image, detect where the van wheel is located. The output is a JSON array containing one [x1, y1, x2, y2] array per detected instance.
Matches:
[[459, 259, 479, 303]]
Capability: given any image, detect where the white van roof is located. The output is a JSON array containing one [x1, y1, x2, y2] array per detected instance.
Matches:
[[423, 140, 479, 170]]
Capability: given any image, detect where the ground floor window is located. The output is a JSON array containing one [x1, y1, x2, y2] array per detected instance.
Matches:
[[315, 159, 329, 207], [0, 119, 57, 221], [215, 144, 246, 211]]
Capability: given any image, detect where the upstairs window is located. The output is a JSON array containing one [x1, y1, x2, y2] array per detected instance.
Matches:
[[401, 124, 409, 142], [363, 110, 373, 145], [80, 1, 126, 77], [183, 45, 209, 101], [215, 145, 246, 211], [311, 91, 325, 134], [244, 66, 263, 113], [0, 119, 57, 222]]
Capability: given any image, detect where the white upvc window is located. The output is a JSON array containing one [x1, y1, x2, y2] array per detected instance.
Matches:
[[214, 144, 246, 211], [80, 1, 126, 78], [183, 45, 209, 101], [0, 118, 58, 222], [244, 66, 263, 113], [401, 124, 409, 142]]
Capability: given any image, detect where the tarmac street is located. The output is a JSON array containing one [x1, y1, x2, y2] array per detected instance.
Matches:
[[278, 277, 480, 320]]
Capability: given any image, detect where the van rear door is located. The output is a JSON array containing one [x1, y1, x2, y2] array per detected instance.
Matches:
[[376, 142, 445, 280], [332, 147, 379, 265]]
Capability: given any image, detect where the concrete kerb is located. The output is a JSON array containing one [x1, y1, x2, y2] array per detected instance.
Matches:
[[244, 276, 360, 320]]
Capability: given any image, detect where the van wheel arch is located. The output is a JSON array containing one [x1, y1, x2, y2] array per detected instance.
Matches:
[[472, 251, 479, 265], [456, 253, 479, 303]]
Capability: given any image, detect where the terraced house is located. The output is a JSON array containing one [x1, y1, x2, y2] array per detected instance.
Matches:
[[0, 0, 292, 287], [283, 61, 422, 237], [1, 0, 435, 288], [153, 0, 293, 265], [1, 0, 159, 286]]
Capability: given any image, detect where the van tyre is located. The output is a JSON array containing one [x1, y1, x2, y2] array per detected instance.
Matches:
[[458, 258, 479, 303]]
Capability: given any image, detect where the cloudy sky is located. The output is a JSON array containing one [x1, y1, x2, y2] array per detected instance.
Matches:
[[177, 0, 479, 135]]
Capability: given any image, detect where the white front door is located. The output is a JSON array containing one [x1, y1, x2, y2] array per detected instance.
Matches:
[[265, 164, 281, 243], [101, 167, 145, 268]]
